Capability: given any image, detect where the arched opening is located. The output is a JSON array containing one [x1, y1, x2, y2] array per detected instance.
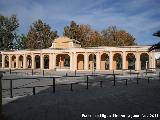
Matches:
[[113, 53, 122, 70], [27, 55, 32, 68], [11, 55, 16, 68], [19, 55, 23, 68], [88, 54, 96, 70], [0, 54, 2, 68], [56, 54, 70, 69], [126, 53, 136, 70], [44, 55, 49, 69], [35, 55, 40, 69], [5, 55, 9, 68], [77, 54, 84, 70], [100, 53, 109, 70], [140, 53, 149, 70]]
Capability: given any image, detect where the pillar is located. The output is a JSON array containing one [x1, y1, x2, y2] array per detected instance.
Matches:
[[109, 52, 113, 70], [40, 54, 44, 69], [23, 54, 27, 69], [53, 54, 56, 70], [73, 53, 77, 70], [84, 53, 88, 70], [9, 55, 11, 68], [16, 55, 19, 69], [96, 53, 100, 70], [49, 54, 53, 69], [122, 52, 126, 70], [31, 54, 35, 69], [136, 52, 140, 71], [2, 54, 5, 68]]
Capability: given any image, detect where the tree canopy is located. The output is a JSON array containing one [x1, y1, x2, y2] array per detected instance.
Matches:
[[24, 19, 58, 49], [63, 21, 136, 47], [0, 15, 19, 50]]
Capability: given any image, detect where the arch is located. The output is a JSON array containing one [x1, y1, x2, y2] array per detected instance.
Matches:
[[5, 55, 9, 68], [126, 53, 136, 70], [19, 55, 23, 68], [27, 55, 32, 68], [113, 53, 122, 70], [100, 53, 109, 70], [88, 54, 96, 70], [0, 54, 2, 68], [140, 53, 149, 70], [44, 55, 49, 69], [11, 55, 16, 68], [35, 55, 40, 69], [77, 54, 84, 70], [56, 54, 70, 69]]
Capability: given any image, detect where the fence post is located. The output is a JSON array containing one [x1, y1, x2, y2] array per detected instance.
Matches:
[[147, 77, 150, 84], [66, 73, 68, 76], [32, 69, 33, 76], [33, 87, 36, 95], [9, 69, 11, 74], [10, 79, 13, 98], [113, 74, 116, 86], [86, 76, 89, 89], [159, 72, 160, 81], [100, 81, 102, 88], [43, 70, 44, 76], [0, 72, 3, 118], [146, 69, 147, 75], [125, 79, 127, 86], [53, 77, 55, 93], [70, 83, 73, 91], [136, 74, 139, 84], [75, 70, 76, 76]]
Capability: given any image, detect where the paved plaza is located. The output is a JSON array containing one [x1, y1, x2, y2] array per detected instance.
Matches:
[[1, 69, 160, 120]]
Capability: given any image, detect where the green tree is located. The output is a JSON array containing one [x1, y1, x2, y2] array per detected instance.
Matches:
[[0, 14, 19, 50], [25, 19, 58, 49], [101, 26, 136, 46], [63, 21, 80, 40], [14, 34, 27, 49]]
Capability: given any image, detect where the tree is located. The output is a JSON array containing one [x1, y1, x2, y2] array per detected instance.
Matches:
[[148, 31, 160, 52], [0, 15, 19, 50], [101, 26, 136, 46], [14, 34, 27, 49], [25, 19, 58, 49], [63, 21, 103, 47]]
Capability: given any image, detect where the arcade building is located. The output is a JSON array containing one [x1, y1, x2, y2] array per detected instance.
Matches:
[[0, 37, 156, 71]]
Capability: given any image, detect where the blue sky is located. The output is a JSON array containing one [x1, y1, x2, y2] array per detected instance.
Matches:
[[0, 0, 160, 45]]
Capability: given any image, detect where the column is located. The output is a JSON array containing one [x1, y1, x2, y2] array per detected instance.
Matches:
[[52, 54, 56, 70], [70, 52, 73, 70], [16, 55, 19, 69], [49, 54, 53, 69], [122, 52, 126, 70], [40, 54, 44, 69], [9, 55, 11, 68], [31, 53, 35, 69], [2, 54, 5, 68], [109, 52, 113, 70], [23, 54, 27, 69], [84, 53, 88, 70], [96, 53, 100, 71], [73, 53, 77, 70], [136, 52, 140, 71]]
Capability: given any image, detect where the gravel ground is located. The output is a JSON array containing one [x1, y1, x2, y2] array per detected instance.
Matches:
[[1, 69, 160, 120]]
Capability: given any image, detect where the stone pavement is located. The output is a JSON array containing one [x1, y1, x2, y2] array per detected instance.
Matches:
[[2, 78, 160, 120]]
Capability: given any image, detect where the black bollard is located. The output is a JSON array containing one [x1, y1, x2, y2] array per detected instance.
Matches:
[[113, 74, 116, 86], [9, 69, 11, 74], [75, 70, 76, 76], [100, 81, 103, 88], [32, 69, 33, 76], [70, 83, 73, 91], [43, 70, 44, 76], [125, 79, 128, 86], [53, 77, 55, 93], [66, 73, 68, 76], [33, 87, 36, 95], [86, 76, 89, 89]]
